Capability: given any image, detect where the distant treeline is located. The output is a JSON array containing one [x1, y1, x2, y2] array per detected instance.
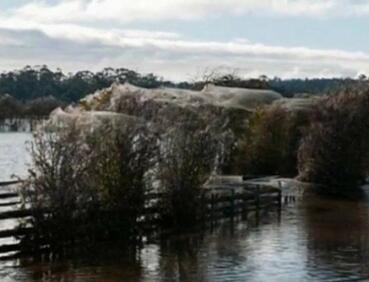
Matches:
[[0, 94, 64, 119], [269, 77, 362, 97], [0, 65, 177, 103], [0, 65, 367, 117]]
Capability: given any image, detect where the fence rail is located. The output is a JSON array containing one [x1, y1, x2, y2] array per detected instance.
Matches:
[[0, 181, 281, 257]]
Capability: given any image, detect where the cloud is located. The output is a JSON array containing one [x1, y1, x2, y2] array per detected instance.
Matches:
[[0, 32, 24, 47], [1, 14, 367, 63], [12, 0, 362, 24], [1, 0, 369, 80], [0, 20, 368, 80]]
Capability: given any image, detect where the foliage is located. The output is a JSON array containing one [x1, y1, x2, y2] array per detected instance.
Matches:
[[24, 96, 66, 117], [1, 65, 369, 109], [0, 65, 174, 103], [191, 72, 270, 91], [158, 123, 218, 228], [244, 105, 310, 176], [87, 124, 158, 240], [268, 77, 360, 97], [19, 112, 222, 252], [298, 89, 369, 190], [0, 94, 64, 118], [20, 125, 94, 252], [19, 121, 157, 252], [0, 94, 24, 119], [4, 65, 368, 120]]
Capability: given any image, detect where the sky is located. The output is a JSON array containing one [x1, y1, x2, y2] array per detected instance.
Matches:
[[1, 0, 369, 81]]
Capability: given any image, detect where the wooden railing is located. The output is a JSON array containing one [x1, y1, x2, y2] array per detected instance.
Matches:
[[0, 182, 281, 257]]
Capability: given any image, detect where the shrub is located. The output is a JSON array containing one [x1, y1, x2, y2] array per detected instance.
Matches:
[[87, 123, 158, 241], [20, 124, 95, 252], [19, 111, 224, 252], [244, 105, 310, 177], [158, 123, 217, 228], [19, 121, 157, 252], [25, 96, 65, 117], [0, 94, 24, 119], [298, 89, 369, 190]]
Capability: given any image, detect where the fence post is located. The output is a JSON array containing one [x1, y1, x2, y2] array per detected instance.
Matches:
[[255, 185, 260, 222], [242, 189, 248, 220], [210, 193, 215, 226], [277, 189, 282, 222], [201, 191, 206, 225], [230, 188, 235, 220]]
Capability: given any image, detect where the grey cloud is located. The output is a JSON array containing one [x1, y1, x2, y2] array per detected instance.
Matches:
[[0, 26, 365, 80]]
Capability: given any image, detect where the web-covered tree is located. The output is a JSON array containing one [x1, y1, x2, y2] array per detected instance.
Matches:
[[298, 88, 369, 190]]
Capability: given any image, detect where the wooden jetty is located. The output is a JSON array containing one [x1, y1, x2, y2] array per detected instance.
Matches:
[[0, 177, 282, 257]]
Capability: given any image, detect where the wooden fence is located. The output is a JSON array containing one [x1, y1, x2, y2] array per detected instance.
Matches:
[[0, 181, 281, 257]]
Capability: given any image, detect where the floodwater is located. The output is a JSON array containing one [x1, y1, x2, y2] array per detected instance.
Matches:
[[0, 133, 32, 182], [1, 133, 369, 281]]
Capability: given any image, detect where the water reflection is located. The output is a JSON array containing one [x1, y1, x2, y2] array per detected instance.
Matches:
[[303, 188, 369, 281], [3, 185, 369, 281], [156, 236, 207, 281]]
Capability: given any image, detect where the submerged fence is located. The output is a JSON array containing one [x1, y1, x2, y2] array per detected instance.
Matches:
[[0, 181, 281, 257]]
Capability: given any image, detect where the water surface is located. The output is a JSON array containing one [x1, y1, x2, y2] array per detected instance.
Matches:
[[0, 134, 369, 281], [0, 187, 366, 281], [0, 133, 31, 182]]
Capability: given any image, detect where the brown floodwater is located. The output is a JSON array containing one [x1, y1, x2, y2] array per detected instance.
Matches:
[[0, 182, 369, 281]]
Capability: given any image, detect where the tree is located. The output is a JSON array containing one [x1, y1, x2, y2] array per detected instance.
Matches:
[[298, 88, 369, 191]]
